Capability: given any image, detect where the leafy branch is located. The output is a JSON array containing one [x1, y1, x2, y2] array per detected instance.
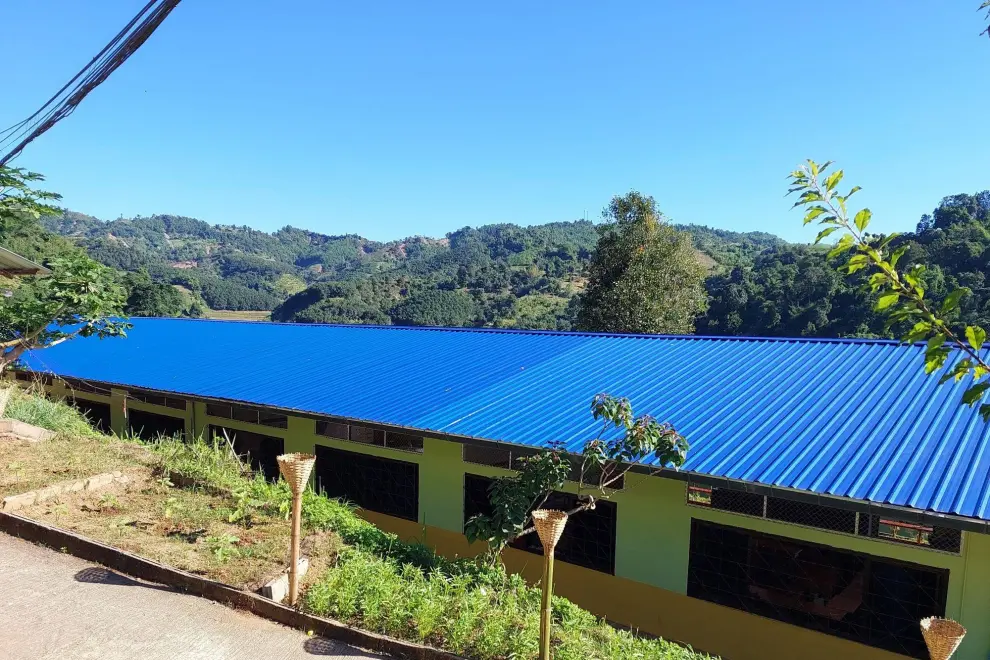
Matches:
[[464, 393, 688, 559], [788, 160, 990, 419]]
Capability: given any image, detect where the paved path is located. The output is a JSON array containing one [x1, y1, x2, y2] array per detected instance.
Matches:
[[0, 533, 383, 660]]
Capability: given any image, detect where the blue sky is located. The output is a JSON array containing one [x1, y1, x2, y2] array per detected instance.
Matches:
[[2, 1, 988, 242]]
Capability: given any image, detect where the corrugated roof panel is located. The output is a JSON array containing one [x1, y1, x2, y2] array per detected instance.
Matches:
[[21, 318, 990, 522]]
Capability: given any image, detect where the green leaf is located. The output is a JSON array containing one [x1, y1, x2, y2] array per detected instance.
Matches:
[[876, 293, 899, 310], [815, 226, 840, 243], [824, 170, 844, 192], [940, 289, 966, 314], [962, 382, 990, 406], [980, 403, 990, 422], [966, 325, 987, 352], [853, 209, 871, 233], [927, 333, 947, 351]]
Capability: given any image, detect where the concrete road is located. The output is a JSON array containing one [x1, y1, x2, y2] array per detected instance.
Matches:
[[0, 533, 383, 660]]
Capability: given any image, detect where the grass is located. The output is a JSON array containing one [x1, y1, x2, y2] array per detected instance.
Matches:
[[5, 385, 102, 437], [5, 390, 711, 660], [205, 310, 271, 321]]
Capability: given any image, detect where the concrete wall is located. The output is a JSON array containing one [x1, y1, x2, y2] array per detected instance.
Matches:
[[39, 383, 990, 660]]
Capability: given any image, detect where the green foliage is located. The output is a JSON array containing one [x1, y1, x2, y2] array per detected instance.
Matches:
[[577, 192, 709, 334], [790, 160, 990, 419], [123, 269, 188, 317], [3, 385, 103, 437], [466, 394, 688, 556], [390, 289, 478, 327]]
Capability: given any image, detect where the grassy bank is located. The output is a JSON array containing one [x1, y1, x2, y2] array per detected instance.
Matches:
[[5, 389, 710, 660]]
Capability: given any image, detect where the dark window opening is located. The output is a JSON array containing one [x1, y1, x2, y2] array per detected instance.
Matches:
[[127, 388, 186, 410], [315, 420, 423, 453], [128, 409, 185, 441], [463, 443, 536, 470], [766, 497, 857, 534], [688, 483, 962, 553], [72, 399, 112, 433], [209, 425, 284, 481], [314, 445, 419, 521], [63, 378, 111, 397], [206, 403, 287, 429], [464, 474, 617, 574], [687, 519, 948, 658]]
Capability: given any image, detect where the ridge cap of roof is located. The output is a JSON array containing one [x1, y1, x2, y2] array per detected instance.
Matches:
[[128, 316, 915, 346]]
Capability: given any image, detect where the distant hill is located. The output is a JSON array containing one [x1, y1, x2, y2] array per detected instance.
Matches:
[[44, 212, 782, 329]]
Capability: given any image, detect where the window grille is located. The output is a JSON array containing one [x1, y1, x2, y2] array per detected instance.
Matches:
[[687, 483, 961, 553], [206, 402, 287, 428], [859, 514, 961, 554], [687, 519, 948, 659], [209, 425, 283, 481], [315, 445, 419, 521], [127, 388, 187, 411], [128, 409, 186, 441], [463, 474, 617, 574], [71, 399, 112, 433], [315, 420, 423, 453], [62, 378, 111, 397], [463, 445, 624, 488]]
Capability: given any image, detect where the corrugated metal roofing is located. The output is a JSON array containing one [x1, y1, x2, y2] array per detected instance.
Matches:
[[21, 318, 990, 522], [0, 247, 49, 275]]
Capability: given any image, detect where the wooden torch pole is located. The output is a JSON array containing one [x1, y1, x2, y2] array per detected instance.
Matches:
[[289, 490, 303, 605], [532, 509, 567, 660]]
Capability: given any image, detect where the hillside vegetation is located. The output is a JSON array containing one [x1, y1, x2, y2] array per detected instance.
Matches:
[[44, 211, 775, 329], [43, 189, 990, 337]]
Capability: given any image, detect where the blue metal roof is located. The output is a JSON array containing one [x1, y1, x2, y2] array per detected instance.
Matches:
[[22, 318, 990, 522]]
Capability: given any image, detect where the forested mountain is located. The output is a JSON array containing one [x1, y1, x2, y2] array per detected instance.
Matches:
[[43, 189, 990, 337]]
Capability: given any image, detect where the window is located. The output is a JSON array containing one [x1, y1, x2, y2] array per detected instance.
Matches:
[[464, 474, 617, 574], [206, 403, 287, 429], [860, 515, 961, 554], [63, 378, 111, 397], [463, 444, 533, 469], [127, 388, 187, 411], [687, 520, 948, 658], [686, 483, 961, 553], [315, 420, 424, 453], [315, 445, 419, 521], [72, 399, 112, 433], [209, 425, 284, 481], [128, 409, 186, 441]]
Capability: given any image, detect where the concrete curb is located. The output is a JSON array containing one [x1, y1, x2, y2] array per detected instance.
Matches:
[[0, 419, 55, 443], [0, 512, 463, 660]]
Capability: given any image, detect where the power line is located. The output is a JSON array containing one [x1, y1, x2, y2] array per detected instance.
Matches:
[[0, 0, 182, 167]]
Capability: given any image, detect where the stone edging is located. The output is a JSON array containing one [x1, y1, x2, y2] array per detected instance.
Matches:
[[1, 472, 130, 512], [0, 512, 462, 660]]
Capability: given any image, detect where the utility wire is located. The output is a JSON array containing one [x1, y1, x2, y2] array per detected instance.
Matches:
[[0, 0, 182, 166]]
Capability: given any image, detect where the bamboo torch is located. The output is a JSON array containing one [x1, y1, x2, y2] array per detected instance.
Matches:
[[531, 509, 568, 660], [276, 452, 316, 606]]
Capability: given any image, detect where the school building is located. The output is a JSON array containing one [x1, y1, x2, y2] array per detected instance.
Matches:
[[16, 318, 990, 660]]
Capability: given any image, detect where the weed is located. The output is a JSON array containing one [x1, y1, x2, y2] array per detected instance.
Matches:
[[205, 534, 241, 563]]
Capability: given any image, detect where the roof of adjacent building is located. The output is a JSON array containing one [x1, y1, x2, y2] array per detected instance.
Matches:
[[21, 317, 990, 523], [0, 247, 49, 275]]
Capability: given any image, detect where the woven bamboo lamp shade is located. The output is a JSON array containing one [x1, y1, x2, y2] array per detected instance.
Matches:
[[277, 453, 316, 495], [276, 453, 316, 606], [921, 617, 966, 660], [532, 509, 568, 660], [532, 509, 568, 551]]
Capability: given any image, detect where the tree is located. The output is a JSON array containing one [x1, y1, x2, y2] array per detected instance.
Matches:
[[789, 160, 990, 419], [390, 289, 478, 327], [0, 167, 130, 373], [982, 1, 989, 38], [465, 393, 688, 560], [576, 192, 708, 334], [0, 252, 130, 372], [123, 269, 186, 317]]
